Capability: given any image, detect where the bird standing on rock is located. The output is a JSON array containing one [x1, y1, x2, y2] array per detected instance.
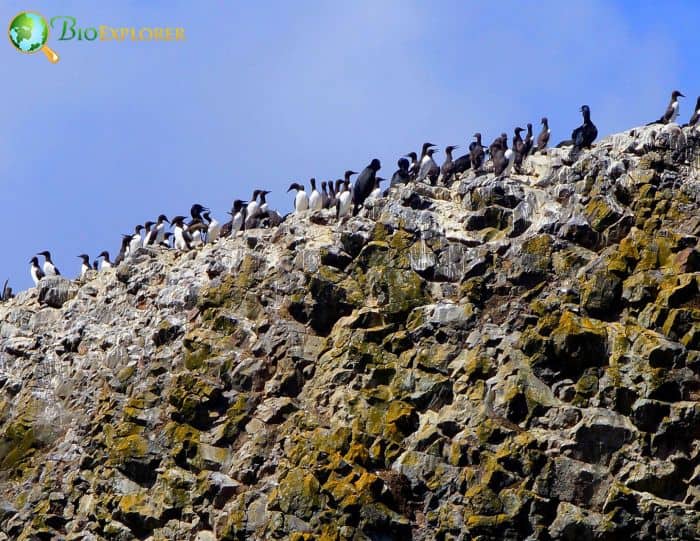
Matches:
[[469, 133, 486, 172], [308, 178, 323, 211], [97, 251, 113, 270], [440, 145, 458, 184], [390, 158, 411, 187], [336, 179, 352, 220], [29, 256, 45, 286], [37, 251, 60, 276], [536, 117, 550, 153], [684, 96, 700, 128], [417, 147, 439, 185], [204, 211, 221, 243], [557, 105, 597, 150], [352, 159, 381, 216], [405, 152, 419, 180], [288, 182, 309, 213], [523, 123, 534, 156], [78, 254, 91, 278], [648, 90, 684, 125], [171, 216, 192, 251]]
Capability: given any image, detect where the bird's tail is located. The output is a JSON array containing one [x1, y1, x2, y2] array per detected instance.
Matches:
[[645, 119, 662, 126], [555, 139, 573, 148]]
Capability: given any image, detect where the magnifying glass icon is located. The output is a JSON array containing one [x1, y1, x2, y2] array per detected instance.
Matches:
[[8, 11, 59, 63]]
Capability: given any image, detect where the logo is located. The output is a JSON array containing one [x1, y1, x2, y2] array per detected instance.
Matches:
[[8, 11, 59, 63], [9, 12, 185, 63]]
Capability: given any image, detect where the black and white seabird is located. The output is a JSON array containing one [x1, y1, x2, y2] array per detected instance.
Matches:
[[154, 214, 169, 245], [390, 158, 411, 187], [684, 96, 700, 128], [228, 199, 247, 235], [92, 260, 99, 270], [114, 235, 132, 265], [440, 145, 458, 184], [308, 178, 323, 211], [536, 117, 550, 153], [352, 159, 381, 216], [161, 232, 173, 249], [648, 90, 684, 125], [171, 216, 193, 251], [336, 178, 352, 219], [142, 221, 155, 246], [244, 190, 262, 229], [404, 152, 419, 180], [417, 148, 439, 185], [188, 204, 209, 246], [557, 105, 597, 150], [29, 256, 45, 286], [128, 225, 144, 255], [97, 251, 113, 270], [204, 211, 221, 243], [368, 177, 385, 200], [288, 182, 309, 213], [78, 254, 91, 278], [37, 251, 60, 276]]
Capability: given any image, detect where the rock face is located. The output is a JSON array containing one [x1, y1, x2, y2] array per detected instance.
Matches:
[[1, 124, 700, 540]]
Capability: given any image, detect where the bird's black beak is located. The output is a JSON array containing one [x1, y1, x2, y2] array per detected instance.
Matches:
[[680, 93, 685, 98]]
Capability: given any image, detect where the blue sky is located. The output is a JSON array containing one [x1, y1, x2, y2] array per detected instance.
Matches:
[[2, 1, 699, 289]]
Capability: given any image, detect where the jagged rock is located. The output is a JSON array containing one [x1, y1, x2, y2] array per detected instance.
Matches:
[[0, 125, 699, 540]]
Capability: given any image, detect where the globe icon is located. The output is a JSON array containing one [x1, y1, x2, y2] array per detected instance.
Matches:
[[8, 11, 59, 63]]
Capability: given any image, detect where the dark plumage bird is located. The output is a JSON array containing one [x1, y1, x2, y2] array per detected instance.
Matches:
[[684, 96, 700, 128], [557, 105, 597, 150], [321, 181, 330, 209], [440, 145, 458, 184], [327, 180, 337, 209], [469, 133, 486, 171], [512, 127, 527, 172], [648, 90, 684, 125], [522, 123, 534, 156], [352, 158, 381, 216], [97, 251, 113, 269], [390, 158, 411, 187], [492, 148, 509, 177], [405, 152, 419, 180], [114, 235, 132, 265], [536, 117, 551, 153]]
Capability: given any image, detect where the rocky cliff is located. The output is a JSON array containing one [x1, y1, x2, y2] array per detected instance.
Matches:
[[1, 124, 700, 541]]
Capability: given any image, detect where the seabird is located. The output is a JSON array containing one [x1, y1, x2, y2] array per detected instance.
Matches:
[[154, 214, 169, 245], [128, 225, 144, 255], [368, 177, 385, 200], [523, 123, 534, 156], [37, 251, 60, 276], [404, 152, 419, 180], [336, 178, 352, 220], [78, 254, 91, 278], [188, 204, 209, 246], [171, 216, 192, 251], [352, 159, 381, 216], [390, 158, 411, 187], [536, 117, 550, 153], [557, 105, 597, 150], [142, 221, 155, 246], [92, 260, 99, 270], [512, 127, 527, 173], [161, 232, 173, 248], [308, 178, 323, 211], [440, 145, 458, 184], [97, 251, 113, 269], [204, 211, 221, 243], [417, 148, 439, 185], [29, 256, 45, 286], [468, 133, 486, 172], [287, 182, 309, 213], [684, 96, 700, 128], [229, 199, 247, 235], [327, 181, 337, 209], [114, 235, 132, 265], [648, 90, 684, 125], [320, 181, 330, 209], [244, 190, 262, 229]]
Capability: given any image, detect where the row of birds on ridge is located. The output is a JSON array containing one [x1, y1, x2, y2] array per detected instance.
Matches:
[[11, 90, 700, 293]]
